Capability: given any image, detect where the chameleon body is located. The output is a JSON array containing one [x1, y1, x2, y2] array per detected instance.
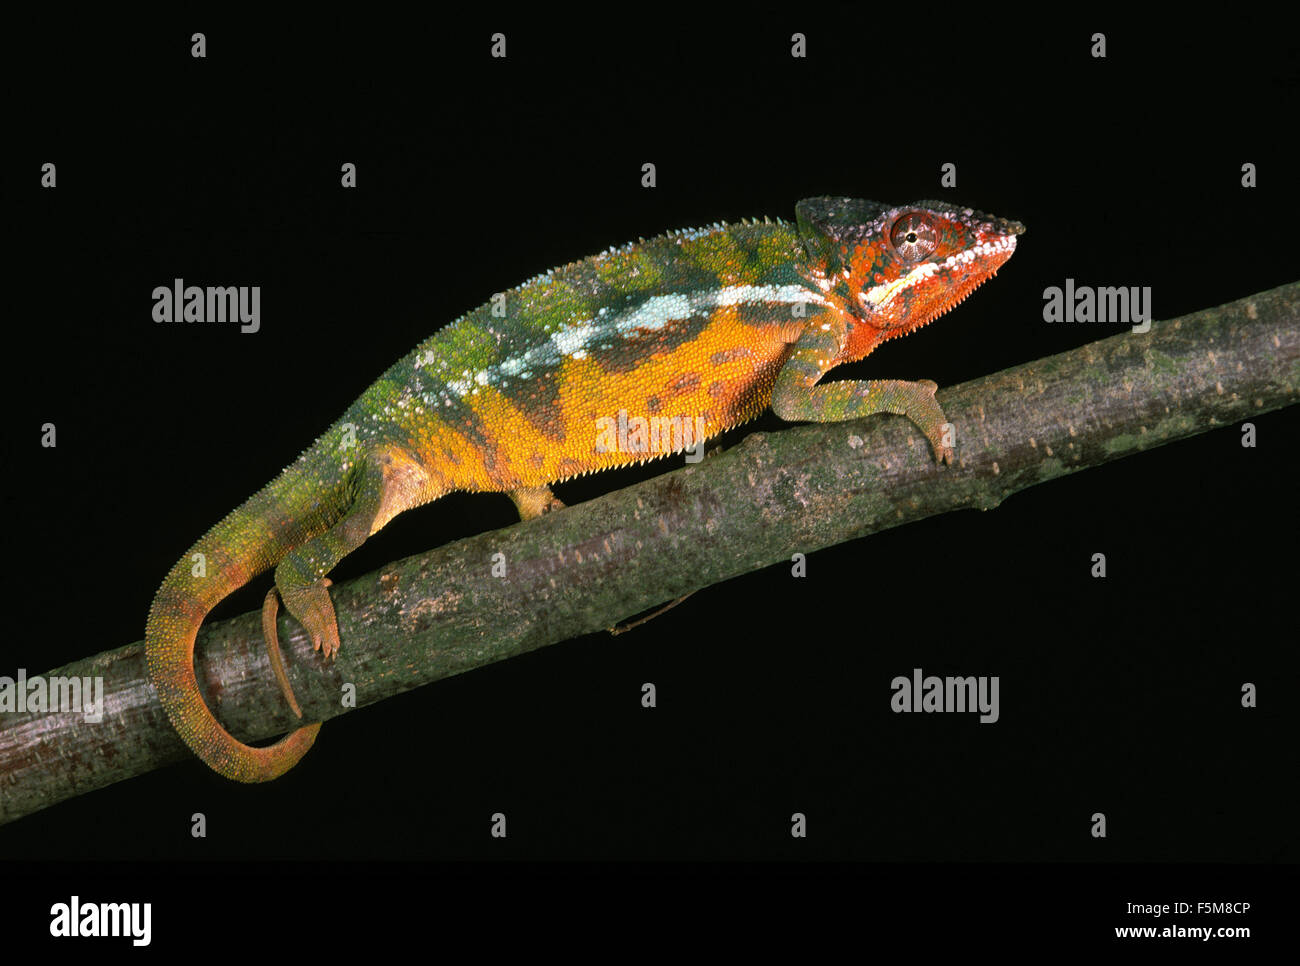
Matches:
[[145, 197, 1024, 781]]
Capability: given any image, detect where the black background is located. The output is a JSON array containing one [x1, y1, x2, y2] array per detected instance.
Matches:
[[4, 11, 1296, 951]]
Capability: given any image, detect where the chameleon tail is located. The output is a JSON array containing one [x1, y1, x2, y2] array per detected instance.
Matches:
[[145, 467, 331, 782]]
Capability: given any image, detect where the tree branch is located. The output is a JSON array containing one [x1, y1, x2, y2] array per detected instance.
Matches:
[[3, 281, 1297, 824]]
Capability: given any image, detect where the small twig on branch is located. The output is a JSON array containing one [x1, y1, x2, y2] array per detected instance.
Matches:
[[2, 281, 1297, 824]]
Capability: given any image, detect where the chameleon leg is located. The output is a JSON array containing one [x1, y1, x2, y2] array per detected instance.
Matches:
[[771, 338, 954, 464], [507, 484, 565, 521], [270, 455, 398, 662]]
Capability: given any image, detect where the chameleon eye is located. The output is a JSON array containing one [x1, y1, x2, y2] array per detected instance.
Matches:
[[890, 213, 939, 261]]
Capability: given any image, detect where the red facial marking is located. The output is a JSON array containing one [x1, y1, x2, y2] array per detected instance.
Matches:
[[845, 204, 1023, 351]]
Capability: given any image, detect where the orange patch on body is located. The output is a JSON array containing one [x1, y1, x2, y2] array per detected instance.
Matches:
[[404, 307, 826, 491]]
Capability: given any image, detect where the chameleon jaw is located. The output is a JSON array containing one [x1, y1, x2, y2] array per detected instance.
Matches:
[[862, 235, 1017, 339], [875, 273, 994, 343]]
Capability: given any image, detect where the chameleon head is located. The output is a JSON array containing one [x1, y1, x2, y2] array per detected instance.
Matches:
[[796, 196, 1024, 344]]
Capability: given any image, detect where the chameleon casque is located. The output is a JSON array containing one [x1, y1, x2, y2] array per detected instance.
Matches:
[[145, 197, 1024, 781]]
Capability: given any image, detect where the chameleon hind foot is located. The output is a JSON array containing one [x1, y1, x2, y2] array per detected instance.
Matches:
[[508, 484, 565, 521], [279, 577, 341, 659], [260, 577, 338, 717]]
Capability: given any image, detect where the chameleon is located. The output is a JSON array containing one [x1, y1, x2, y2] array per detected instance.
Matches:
[[145, 196, 1024, 782]]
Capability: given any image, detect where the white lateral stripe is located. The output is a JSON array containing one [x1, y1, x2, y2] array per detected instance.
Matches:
[[707, 283, 825, 309], [446, 283, 826, 398]]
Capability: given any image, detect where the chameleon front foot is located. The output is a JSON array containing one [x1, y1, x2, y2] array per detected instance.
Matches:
[[772, 361, 955, 465], [904, 379, 954, 465]]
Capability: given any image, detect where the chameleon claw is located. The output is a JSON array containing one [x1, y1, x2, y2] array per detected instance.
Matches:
[[313, 629, 341, 660], [929, 434, 954, 465]]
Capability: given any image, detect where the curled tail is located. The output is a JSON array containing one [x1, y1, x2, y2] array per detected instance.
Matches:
[[145, 469, 331, 782]]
